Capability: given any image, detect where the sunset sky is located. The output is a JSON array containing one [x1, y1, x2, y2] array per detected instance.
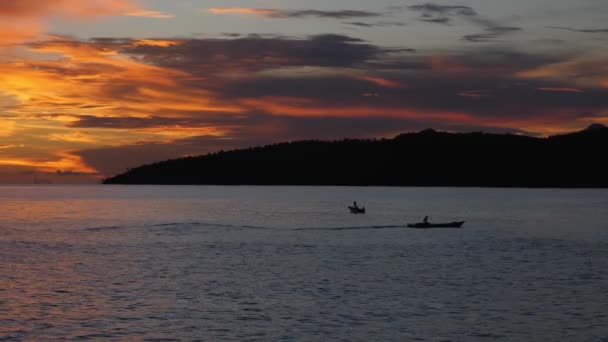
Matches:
[[0, 0, 607, 183]]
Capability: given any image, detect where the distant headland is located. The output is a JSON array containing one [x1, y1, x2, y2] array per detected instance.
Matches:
[[104, 124, 608, 188]]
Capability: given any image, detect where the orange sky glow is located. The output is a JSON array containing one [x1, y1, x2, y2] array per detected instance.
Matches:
[[0, 0, 607, 183]]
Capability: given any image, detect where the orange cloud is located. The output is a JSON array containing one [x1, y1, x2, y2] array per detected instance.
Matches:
[[0, 152, 95, 173], [0, 36, 250, 175], [538, 87, 583, 93], [208, 8, 279, 17], [125, 10, 174, 19], [0, 18, 42, 45], [517, 57, 608, 88], [0, 1, 135, 17], [0, 144, 18, 150], [3, 38, 243, 117], [352, 75, 406, 88], [237, 96, 595, 136], [0, 119, 16, 137], [0, 0, 169, 44], [49, 132, 95, 143], [134, 39, 180, 47], [239, 96, 475, 121]]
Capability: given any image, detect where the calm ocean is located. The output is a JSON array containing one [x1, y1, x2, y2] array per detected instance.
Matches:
[[1, 185, 607, 341]]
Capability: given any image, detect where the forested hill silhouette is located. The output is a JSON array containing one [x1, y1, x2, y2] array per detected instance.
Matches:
[[104, 124, 608, 187]]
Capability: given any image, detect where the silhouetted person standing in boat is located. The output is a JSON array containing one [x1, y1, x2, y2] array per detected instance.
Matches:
[[423, 216, 429, 224], [353, 201, 359, 209]]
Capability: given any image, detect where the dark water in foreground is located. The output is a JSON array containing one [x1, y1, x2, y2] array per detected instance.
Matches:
[[1, 186, 607, 341]]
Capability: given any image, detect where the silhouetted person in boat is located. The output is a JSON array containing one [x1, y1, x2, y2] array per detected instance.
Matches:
[[349, 201, 365, 213], [423, 216, 429, 224]]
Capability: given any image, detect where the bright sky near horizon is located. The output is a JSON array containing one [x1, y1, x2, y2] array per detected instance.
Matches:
[[0, 0, 607, 183]]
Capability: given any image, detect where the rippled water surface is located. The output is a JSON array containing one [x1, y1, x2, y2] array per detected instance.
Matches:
[[1, 185, 607, 341]]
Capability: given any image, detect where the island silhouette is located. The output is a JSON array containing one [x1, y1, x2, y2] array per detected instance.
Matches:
[[104, 124, 608, 187]]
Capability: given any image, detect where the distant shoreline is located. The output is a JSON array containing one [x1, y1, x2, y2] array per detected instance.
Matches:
[[100, 184, 608, 189], [104, 125, 608, 188], [2, 184, 607, 189]]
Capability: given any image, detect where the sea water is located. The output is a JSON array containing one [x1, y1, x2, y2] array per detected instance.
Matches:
[[0, 185, 607, 341]]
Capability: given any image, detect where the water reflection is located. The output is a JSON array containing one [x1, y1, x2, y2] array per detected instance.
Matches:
[[1, 186, 607, 340]]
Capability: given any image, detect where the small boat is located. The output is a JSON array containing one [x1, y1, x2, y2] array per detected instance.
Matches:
[[407, 221, 465, 228], [348, 206, 366, 214]]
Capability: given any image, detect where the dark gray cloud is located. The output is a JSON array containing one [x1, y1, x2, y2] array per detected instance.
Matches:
[[407, 2, 522, 42], [78, 35, 602, 121], [343, 21, 406, 28], [344, 21, 375, 27], [69, 41, 606, 126], [211, 70, 607, 118], [547, 26, 608, 33], [222, 33, 243, 38], [422, 17, 450, 24], [408, 4, 477, 24], [271, 9, 383, 19], [122, 34, 386, 71], [463, 26, 522, 42], [215, 8, 383, 20]]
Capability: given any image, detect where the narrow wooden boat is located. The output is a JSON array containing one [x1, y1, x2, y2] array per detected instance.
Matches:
[[407, 221, 465, 228], [348, 206, 366, 214]]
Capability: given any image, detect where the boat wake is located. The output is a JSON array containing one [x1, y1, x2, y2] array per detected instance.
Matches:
[[83, 221, 270, 232], [83, 222, 446, 233], [294, 225, 406, 231]]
